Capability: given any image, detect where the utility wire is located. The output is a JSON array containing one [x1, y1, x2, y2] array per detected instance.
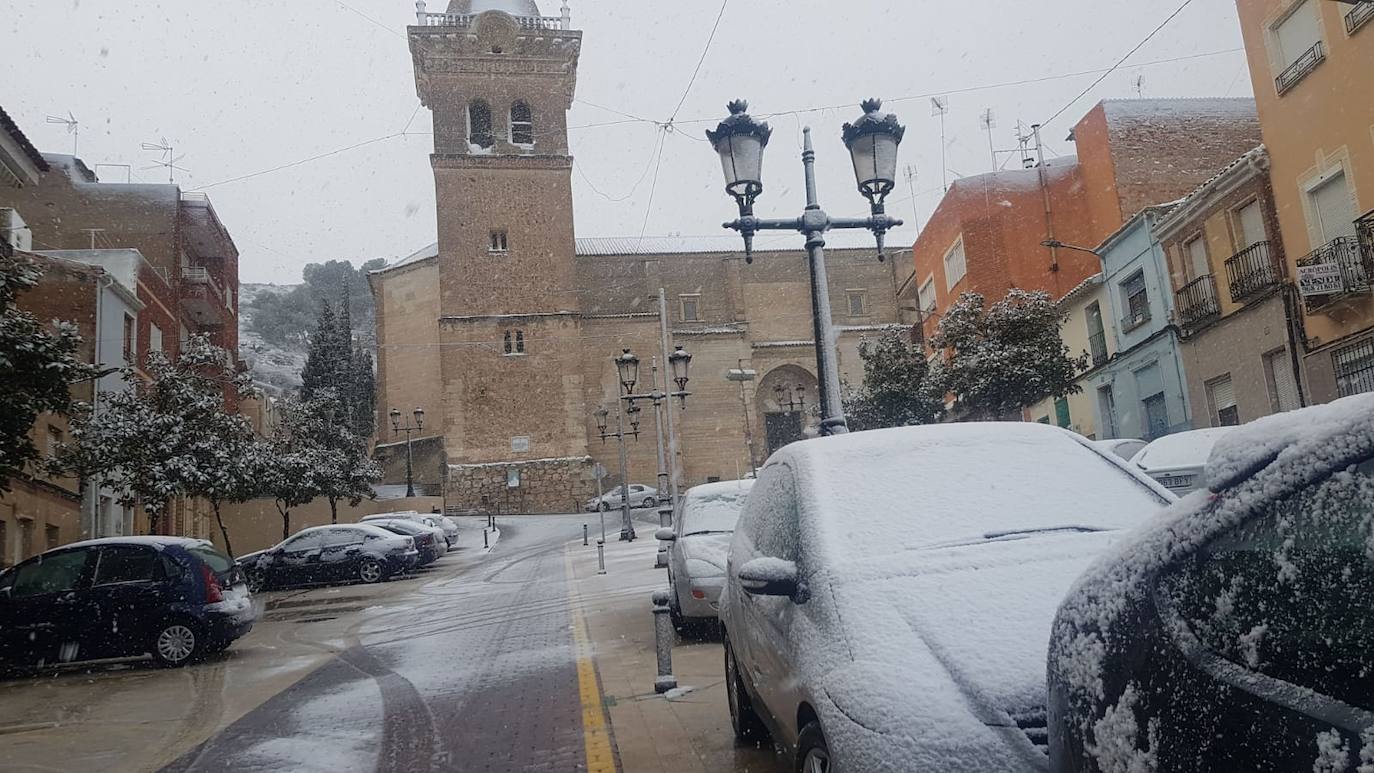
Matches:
[[1039, 0, 1199, 128], [668, 0, 730, 123]]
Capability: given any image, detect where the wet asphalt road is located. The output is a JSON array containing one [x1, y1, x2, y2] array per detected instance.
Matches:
[[164, 515, 596, 773]]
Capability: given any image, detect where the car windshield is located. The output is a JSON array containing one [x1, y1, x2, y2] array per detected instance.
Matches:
[[682, 487, 751, 535]]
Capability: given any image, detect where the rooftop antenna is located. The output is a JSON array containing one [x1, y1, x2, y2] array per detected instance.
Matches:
[[80, 228, 105, 250], [1134, 73, 1145, 98], [93, 163, 133, 183], [140, 138, 189, 183], [980, 108, 997, 171], [931, 96, 949, 191], [903, 164, 921, 232], [1016, 121, 1036, 169], [46, 112, 79, 156]]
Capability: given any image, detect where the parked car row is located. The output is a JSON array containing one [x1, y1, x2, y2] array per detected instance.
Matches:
[[707, 395, 1374, 772]]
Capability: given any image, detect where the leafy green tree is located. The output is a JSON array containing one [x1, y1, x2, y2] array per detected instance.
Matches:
[[257, 394, 333, 541], [928, 290, 1087, 422], [0, 251, 100, 492], [843, 329, 944, 431]]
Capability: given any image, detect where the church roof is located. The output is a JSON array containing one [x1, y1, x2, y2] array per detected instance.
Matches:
[[446, 0, 542, 16]]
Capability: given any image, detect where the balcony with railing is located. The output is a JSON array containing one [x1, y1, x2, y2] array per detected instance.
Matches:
[[1120, 293, 1152, 333], [1298, 235, 1373, 313], [1088, 330, 1108, 367], [1224, 241, 1282, 304], [1175, 274, 1221, 330], [1276, 41, 1325, 95], [1348, 1, 1374, 34], [415, 12, 565, 30], [179, 265, 228, 327]]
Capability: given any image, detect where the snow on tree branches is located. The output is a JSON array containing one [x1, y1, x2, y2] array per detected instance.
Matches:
[[0, 251, 100, 492], [929, 289, 1087, 422], [844, 329, 943, 431]]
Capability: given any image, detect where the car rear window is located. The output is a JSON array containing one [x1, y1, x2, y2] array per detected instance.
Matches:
[[188, 545, 234, 573], [94, 546, 161, 584]]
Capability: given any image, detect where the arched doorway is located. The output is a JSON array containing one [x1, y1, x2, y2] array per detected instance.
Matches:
[[755, 365, 819, 456]]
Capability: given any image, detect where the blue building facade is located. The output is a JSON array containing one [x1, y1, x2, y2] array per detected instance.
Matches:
[[1085, 207, 1194, 440]]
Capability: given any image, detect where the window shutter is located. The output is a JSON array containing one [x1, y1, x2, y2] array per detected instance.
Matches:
[[1210, 376, 1236, 411], [1238, 200, 1266, 249], [1267, 352, 1300, 411], [1274, 2, 1321, 67]]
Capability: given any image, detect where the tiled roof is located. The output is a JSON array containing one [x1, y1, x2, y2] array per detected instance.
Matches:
[[0, 106, 49, 172]]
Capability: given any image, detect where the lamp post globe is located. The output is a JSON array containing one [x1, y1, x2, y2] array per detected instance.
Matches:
[[594, 406, 610, 436], [389, 407, 402, 432], [668, 345, 692, 392], [413, 407, 425, 430], [706, 100, 771, 211], [841, 98, 906, 208], [615, 349, 640, 396]]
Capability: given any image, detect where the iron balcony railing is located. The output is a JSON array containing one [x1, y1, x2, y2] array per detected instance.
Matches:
[[1088, 330, 1108, 367], [1121, 293, 1151, 332], [1348, 1, 1374, 34], [417, 12, 564, 29], [1276, 41, 1325, 95], [1224, 241, 1282, 303], [1359, 210, 1374, 257], [1298, 235, 1372, 312], [1175, 274, 1221, 329]]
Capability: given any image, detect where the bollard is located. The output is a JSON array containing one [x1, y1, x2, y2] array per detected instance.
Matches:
[[596, 540, 606, 575], [583, 524, 589, 546], [483, 528, 489, 549], [651, 589, 678, 693]]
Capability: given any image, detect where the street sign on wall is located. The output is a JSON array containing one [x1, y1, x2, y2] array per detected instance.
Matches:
[[1298, 262, 1344, 297], [592, 462, 608, 480]]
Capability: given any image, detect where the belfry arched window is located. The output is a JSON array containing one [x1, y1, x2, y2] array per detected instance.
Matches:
[[468, 100, 494, 150], [510, 101, 534, 146]]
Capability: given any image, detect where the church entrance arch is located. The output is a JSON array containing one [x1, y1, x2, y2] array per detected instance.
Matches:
[[755, 364, 819, 456]]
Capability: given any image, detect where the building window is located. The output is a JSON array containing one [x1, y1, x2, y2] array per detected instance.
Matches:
[[1097, 384, 1118, 438], [847, 290, 869, 317], [1308, 171, 1358, 245], [1142, 393, 1169, 440], [917, 277, 937, 319], [148, 323, 163, 360], [1207, 375, 1240, 427], [1263, 348, 1301, 412], [943, 237, 967, 290], [1270, 0, 1325, 94], [1185, 235, 1209, 280], [503, 330, 527, 355], [1121, 271, 1150, 329], [510, 101, 534, 145], [1234, 198, 1267, 250], [1334, 338, 1374, 397], [122, 313, 136, 362], [1085, 302, 1108, 366], [489, 230, 508, 253], [1054, 397, 1071, 429], [468, 100, 494, 149], [679, 295, 701, 322], [44, 524, 59, 551]]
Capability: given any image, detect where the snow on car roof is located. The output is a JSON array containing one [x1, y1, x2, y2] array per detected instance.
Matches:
[[1130, 427, 1233, 472], [1204, 393, 1374, 492], [681, 478, 754, 532], [780, 422, 1169, 560]]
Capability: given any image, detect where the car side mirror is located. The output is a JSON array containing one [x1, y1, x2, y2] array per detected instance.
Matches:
[[738, 557, 806, 602], [655, 528, 676, 542]]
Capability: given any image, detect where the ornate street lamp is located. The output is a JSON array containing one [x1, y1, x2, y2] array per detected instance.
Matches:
[[668, 345, 692, 407], [708, 99, 904, 437], [593, 406, 610, 439], [615, 349, 641, 397], [389, 406, 425, 498]]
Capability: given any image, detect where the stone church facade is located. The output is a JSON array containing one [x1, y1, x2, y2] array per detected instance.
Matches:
[[370, 0, 907, 513]]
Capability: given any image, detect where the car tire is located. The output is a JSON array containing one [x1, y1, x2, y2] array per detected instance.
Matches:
[[724, 634, 770, 743], [599, 502, 610, 512], [151, 619, 202, 667], [795, 721, 831, 773], [669, 593, 687, 633], [358, 558, 385, 584], [642, 497, 657, 508]]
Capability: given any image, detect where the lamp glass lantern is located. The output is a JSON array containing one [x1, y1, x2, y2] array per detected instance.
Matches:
[[594, 406, 610, 436], [841, 99, 905, 207], [706, 100, 772, 212], [668, 345, 692, 392], [413, 407, 425, 429], [615, 349, 640, 396], [389, 408, 402, 431]]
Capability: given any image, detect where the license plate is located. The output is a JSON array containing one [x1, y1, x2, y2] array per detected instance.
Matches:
[[1157, 474, 1196, 489]]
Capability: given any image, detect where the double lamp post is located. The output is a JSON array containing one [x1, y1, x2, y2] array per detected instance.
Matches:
[[388, 406, 425, 498], [706, 98, 906, 437]]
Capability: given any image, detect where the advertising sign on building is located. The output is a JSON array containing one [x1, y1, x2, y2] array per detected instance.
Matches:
[[1298, 262, 1344, 297]]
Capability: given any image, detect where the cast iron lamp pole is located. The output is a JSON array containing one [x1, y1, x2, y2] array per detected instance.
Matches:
[[389, 407, 425, 498], [616, 347, 693, 564], [594, 401, 639, 542], [708, 99, 906, 436]]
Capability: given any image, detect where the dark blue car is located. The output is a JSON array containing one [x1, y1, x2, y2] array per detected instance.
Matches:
[[0, 536, 255, 669]]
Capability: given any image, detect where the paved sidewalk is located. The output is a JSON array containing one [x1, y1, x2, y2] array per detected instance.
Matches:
[[565, 533, 786, 773]]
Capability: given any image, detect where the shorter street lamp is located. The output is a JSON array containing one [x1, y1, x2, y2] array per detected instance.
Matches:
[[708, 99, 904, 437], [389, 406, 425, 498], [607, 346, 694, 545], [774, 384, 806, 413]]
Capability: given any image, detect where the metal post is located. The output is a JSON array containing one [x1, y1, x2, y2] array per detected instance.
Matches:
[[658, 289, 683, 505], [483, 528, 488, 549], [616, 408, 635, 541], [736, 361, 758, 476], [596, 472, 606, 544], [596, 540, 606, 574], [800, 128, 848, 436], [404, 429, 416, 498], [651, 360, 673, 568], [583, 524, 589, 546], [651, 589, 678, 693]]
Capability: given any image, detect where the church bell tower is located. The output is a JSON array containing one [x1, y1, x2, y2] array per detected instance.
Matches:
[[409, 0, 591, 511]]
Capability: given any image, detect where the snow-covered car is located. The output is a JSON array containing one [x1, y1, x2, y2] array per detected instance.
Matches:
[[586, 484, 661, 511], [719, 422, 1172, 772], [1091, 438, 1147, 462], [658, 479, 754, 631], [238, 525, 419, 592], [361, 511, 458, 547], [1047, 395, 1374, 773], [367, 518, 447, 565], [1128, 427, 1233, 495]]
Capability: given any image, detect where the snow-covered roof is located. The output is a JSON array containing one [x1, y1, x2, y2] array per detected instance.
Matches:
[[1100, 97, 1257, 123], [1057, 272, 1103, 308], [945, 156, 1079, 196], [1155, 146, 1268, 239], [0, 105, 48, 173], [1130, 427, 1234, 473], [447, 0, 541, 15]]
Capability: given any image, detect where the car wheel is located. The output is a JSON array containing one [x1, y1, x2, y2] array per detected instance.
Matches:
[[245, 569, 266, 594], [599, 502, 610, 512], [152, 620, 201, 667], [669, 593, 687, 633], [724, 634, 770, 743], [795, 722, 830, 773], [642, 497, 657, 508], [358, 559, 385, 584]]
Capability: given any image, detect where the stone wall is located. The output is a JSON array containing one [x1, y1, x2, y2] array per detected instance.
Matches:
[[447, 456, 594, 515]]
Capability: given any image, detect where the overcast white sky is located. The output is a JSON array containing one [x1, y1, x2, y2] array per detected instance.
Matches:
[[4, 0, 1253, 284]]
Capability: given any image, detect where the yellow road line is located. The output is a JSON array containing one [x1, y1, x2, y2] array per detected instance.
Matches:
[[565, 545, 618, 773]]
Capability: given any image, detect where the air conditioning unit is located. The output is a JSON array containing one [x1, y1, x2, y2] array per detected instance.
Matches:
[[0, 208, 33, 251]]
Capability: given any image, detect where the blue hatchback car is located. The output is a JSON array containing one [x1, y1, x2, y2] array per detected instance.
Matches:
[[0, 536, 256, 669]]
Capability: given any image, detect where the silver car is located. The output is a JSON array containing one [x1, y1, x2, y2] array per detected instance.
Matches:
[[658, 479, 754, 630], [586, 484, 661, 511], [361, 511, 459, 548]]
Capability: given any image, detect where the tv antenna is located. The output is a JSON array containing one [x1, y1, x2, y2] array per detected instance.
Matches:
[[46, 112, 79, 156], [140, 138, 189, 183], [1134, 73, 1145, 98], [980, 108, 997, 171], [903, 164, 921, 232], [931, 96, 950, 191]]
